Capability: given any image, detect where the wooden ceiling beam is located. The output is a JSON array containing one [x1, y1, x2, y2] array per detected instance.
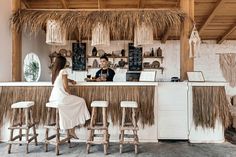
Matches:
[[98, 0, 106, 9], [59, 0, 68, 9], [217, 24, 236, 44], [138, 0, 142, 8], [21, 0, 30, 8], [199, 0, 226, 34]]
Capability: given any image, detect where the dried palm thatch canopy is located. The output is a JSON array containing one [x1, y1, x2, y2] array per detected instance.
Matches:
[[10, 9, 185, 40]]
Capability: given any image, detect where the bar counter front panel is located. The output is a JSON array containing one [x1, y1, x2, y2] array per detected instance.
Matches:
[[0, 82, 228, 143], [0, 82, 158, 142]]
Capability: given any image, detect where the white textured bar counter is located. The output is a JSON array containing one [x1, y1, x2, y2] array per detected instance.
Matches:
[[0, 81, 158, 86]]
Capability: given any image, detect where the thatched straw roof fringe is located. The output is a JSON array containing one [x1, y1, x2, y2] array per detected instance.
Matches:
[[10, 9, 186, 40]]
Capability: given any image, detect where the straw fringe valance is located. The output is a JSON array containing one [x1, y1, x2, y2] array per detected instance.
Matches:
[[192, 86, 230, 129], [219, 54, 236, 87], [0, 86, 154, 128], [10, 9, 185, 40]]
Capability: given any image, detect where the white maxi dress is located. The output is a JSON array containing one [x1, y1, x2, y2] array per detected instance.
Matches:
[[49, 69, 90, 130]]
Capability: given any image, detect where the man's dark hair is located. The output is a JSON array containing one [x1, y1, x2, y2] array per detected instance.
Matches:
[[100, 54, 108, 61]]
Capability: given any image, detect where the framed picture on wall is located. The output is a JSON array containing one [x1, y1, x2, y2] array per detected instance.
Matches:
[[187, 71, 205, 82]]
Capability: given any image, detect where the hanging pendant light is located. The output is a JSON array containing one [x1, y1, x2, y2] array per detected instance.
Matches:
[[46, 20, 67, 45], [134, 22, 153, 47], [91, 22, 110, 46]]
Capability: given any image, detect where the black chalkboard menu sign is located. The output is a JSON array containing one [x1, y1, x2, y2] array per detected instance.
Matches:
[[128, 43, 143, 71], [72, 43, 86, 71]]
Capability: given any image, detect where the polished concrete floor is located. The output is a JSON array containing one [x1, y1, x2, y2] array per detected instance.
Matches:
[[1, 141, 236, 157]]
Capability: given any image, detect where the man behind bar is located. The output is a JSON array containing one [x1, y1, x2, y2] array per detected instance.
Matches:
[[95, 54, 115, 81]]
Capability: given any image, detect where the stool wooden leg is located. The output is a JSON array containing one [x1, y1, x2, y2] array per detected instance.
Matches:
[[86, 107, 96, 154], [19, 108, 23, 146], [8, 129, 14, 154], [91, 108, 97, 142], [8, 108, 17, 154], [45, 108, 51, 152], [56, 128, 60, 155], [25, 108, 30, 154], [120, 130, 124, 154], [120, 107, 125, 154], [102, 107, 108, 155], [56, 109, 60, 156], [67, 130, 71, 148], [30, 107, 38, 146], [132, 108, 138, 154]]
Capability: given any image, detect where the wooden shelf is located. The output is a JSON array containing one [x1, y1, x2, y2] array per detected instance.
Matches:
[[143, 56, 164, 63], [87, 56, 128, 58], [143, 56, 164, 59], [87, 67, 128, 69], [143, 67, 164, 74]]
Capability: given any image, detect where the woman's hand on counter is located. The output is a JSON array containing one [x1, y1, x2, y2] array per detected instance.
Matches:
[[68, 79, 77, 85], [71, 80, 77, 85]]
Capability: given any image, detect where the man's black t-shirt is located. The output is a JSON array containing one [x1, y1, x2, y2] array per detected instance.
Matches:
[[95, 68, 115, 81]]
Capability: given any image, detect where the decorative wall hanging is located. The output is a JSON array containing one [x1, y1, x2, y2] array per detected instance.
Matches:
[[46, 20, 67, 45], [189, 24, 201, 58], [134, 22, 153, 47], [91, 22, 110, 46], [11, 9, 185, 40], [72, 43, 86, 71], [219, 53, 236, 87]]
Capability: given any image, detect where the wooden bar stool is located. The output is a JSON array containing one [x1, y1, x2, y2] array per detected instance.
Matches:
[[44, 102, 71, 156], [119, 101, 139, 154], [86, 101, 109, 155], [8, 101, 38, 154]]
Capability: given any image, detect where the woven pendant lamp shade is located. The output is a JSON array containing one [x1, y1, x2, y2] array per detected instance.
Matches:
[[134, 23, 153, 47], [46, 20, 67, 45], [91, 22, 110, 46]]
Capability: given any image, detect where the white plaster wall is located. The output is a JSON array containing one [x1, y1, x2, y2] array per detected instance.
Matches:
[[22, 30, 51, 81], [52, 40, 180, 82], [194, 40, 236, 95], [0, 0, 12, 81]]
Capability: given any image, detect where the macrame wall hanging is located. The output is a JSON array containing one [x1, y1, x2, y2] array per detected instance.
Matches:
[[219, 53, 236, 87], [189, 24, 201, 58], [91, 22, 110, 46], [134, 22, 153, 47]]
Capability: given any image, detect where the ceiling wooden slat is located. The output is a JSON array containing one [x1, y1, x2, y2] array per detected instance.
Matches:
[[217, 24, 236, 44], [22, 0, 30, 8], [59, 0, 68, 9], [199, 0, 226, 34], [138, 0, 142, 8]]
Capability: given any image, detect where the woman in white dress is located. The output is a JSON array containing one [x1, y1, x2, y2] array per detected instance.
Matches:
[[49, 55, 90, 138]]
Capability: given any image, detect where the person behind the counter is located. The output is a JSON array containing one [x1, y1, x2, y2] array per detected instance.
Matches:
[[95, 54, 115, 81]]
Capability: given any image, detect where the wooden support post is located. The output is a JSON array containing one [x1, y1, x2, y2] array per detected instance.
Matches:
[[12, 0, 22, 81], [180, 0, 194, 80]]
